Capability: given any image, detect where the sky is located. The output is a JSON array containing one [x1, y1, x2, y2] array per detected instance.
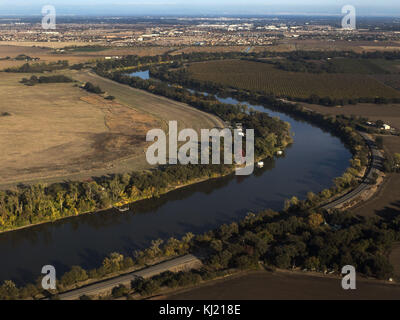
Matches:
[[0, 0, 399, 16]]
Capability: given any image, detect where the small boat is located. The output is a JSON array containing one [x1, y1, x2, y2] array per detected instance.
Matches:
[[115, 205, 130, 213], [277, 150, 283, 156], [257, 161, 264, 168]]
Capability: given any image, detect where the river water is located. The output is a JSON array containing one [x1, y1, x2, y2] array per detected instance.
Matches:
[[0, 71, 351, 285]]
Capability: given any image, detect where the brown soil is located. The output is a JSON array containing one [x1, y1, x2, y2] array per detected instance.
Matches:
[[166, 270, 400, 300]]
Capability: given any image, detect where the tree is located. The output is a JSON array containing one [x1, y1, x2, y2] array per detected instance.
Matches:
[[304, 256, 320, 271], [60, 266, 88, 287], [0, 280, 19, 300], [102, 253, 125, 274], [308, 213, 324, 229], [321, 189, 332, 199], [112, 284, 129, 298]]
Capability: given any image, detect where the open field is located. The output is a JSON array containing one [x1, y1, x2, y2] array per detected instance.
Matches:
[[166, 270, 400, 300], [0, 72, 160, 186], [0, 45, 102, 69], [262, 39, 400, 53], [187, 59, 400, 100], [0, 71, 223, 187], [0, 44, 176, 70], [303, 103, 400, 129], [330, 58, 400, 74], [67, 70, 225, 132], [71, 46, 175, 57], [172, 46, 251, 55], [0, 44, 174, 70]]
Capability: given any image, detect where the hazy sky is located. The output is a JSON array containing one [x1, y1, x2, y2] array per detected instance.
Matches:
[[1, 0, 399, 16]]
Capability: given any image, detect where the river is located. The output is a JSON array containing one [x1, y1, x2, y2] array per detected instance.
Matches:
[[0, 71, 351, 285]]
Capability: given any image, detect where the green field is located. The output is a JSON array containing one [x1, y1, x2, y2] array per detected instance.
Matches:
[[187, 59, 400, 100]]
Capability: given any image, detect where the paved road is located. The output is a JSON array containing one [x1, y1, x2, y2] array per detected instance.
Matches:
[[322, 132, 383, 210], [57, 254, 202, 300]]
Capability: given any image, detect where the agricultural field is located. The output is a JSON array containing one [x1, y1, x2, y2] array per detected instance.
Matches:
[[270, 39, 400, 53], [187, 59, 400, 100], [166, 270, 400, 300], [329, 58, 400, 74], [303, 103, 400, 129]]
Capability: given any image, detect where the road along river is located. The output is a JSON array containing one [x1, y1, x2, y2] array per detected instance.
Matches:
[[0, 71, 351, 285]]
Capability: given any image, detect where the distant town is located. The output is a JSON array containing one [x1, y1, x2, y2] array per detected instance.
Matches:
[[1, 16, 400, 47]]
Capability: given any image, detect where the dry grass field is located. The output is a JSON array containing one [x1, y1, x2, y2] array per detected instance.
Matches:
[[187, 60, 400, 100], [0, 72, 160, 186], [0, 45, 102, 70], [67, 70, 225, 132], [0, 70, 223, 187]]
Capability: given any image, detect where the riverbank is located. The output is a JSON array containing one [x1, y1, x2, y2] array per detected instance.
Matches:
[[0, 168, 232, 235]]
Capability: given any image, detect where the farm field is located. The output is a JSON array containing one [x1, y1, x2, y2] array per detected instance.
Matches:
[[329, 58, 400, 74], [187, 59, 400, 100], [269, 39, 400, 53], [0, 71, 223, 187], [303, 103, 400, 129], [166, 270, 400, 300]]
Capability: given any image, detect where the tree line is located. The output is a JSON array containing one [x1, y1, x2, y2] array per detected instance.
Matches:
[[2, 205, 398, 300], [4, 61, 69, 73], [20, 75, 73, 86]]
